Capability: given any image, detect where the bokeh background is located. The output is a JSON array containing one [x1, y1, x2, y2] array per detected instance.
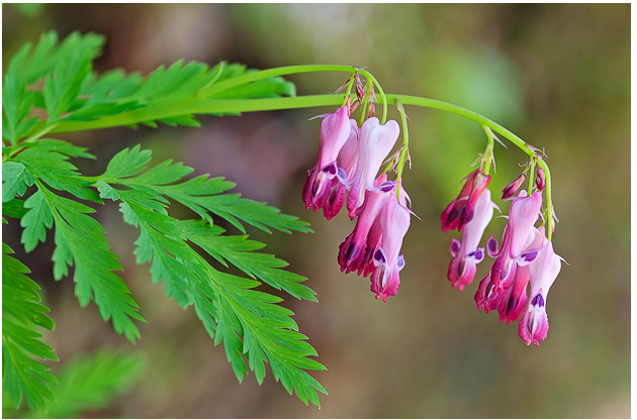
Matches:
[[2, 3, 630, 418]]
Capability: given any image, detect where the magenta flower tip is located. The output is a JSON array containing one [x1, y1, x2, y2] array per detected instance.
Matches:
[[441, 169, 491, 232]]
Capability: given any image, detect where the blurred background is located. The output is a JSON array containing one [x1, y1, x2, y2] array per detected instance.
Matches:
[[2, 4, 630, 418]]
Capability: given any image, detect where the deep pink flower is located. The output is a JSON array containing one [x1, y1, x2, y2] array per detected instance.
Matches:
[[441, 169, 491, 232], [357, 212, 383, 278], [302, 105, 353, 213], [447, 189, 496, 291], [322, 120, 360, 219], [476, 227, 543, 324], [345, 117, 400, 219], [474, 191, 543, 322], [370, 185, 411, 302], [338, 175, 391, 274], [518, 231, 562, 346]]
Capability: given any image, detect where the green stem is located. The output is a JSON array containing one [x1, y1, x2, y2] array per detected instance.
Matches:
[[359, 70, 388, 124], [6, 123, 58, 160], [527, 158, 536, 196], [358, 77, 372, 127], [395, 99, 410, 185], [535, 159, 554, 241], [41, 96, 345, 134], [480, 125, 495, 176], [341, 75, 355, 109], [384, 94, 535, 158]]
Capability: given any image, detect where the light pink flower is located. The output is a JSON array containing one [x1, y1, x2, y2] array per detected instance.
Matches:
[[475, 191, 543, 322], [447, 189, 496, 291], [370, 185, 411, 302], [302, 105, 352, 213], [441, 169, 491, 232], [519, 231, 562, 346], [345, 117, 400, 219]]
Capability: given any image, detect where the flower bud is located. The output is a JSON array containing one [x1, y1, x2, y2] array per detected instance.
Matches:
[[501, 174, 526, 200], [535, 167, 546, 192]]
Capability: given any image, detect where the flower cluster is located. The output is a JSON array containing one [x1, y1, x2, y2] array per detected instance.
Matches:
[[302, 104, 412, 302], [300, 71, 563, 346], [442, 166, 563, 346]]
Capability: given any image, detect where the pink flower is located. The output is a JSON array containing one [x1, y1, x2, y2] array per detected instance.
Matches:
[[475, 229, 542, 324], [338, 175, 391, 274], [474, 191, 543, 322], [302, 105, 353, 214], [518, 231, 562, 346], [441, 169, 491, 232], [370, 185, 411, 302], [322, 120, 360, 219], [345, 117, 400, 219], [447, 189, 496, 291]]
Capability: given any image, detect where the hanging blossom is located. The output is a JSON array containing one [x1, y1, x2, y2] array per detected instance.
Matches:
[[518, 228, 562, 346], [303, 94, 411, 301], [440, 158, 564, 345], [302, 104, 355, 215], [322, 120, 360, 219], [370, 183, 412, 302], [338, 174, 391, 275], [345, 117, 400, 219], [447, 188, 497, 291], [474, 190, 543, 323]]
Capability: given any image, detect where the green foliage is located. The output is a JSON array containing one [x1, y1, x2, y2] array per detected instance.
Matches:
[[2, 243, 58, 411], [95, 146, 325, 403], [3, 350, 144, 419], [2, 29, 325, 411]]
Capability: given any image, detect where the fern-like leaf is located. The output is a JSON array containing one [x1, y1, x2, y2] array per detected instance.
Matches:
[[94, 146, 326, 405], [2, 243, 58, 411], [24, 182, 146, 342]]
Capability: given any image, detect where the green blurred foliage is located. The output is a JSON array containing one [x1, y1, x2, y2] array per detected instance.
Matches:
[[2, 3, 630, 418]]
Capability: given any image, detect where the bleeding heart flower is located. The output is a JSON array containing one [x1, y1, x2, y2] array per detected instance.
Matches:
[[447, 188, 497, 291], [345, 117, 400, 219], [302, 105, 353, 214], [369, 184, 412, 302], [474, 191, 543, 322], [441, 169, 491, 232], [518, 230, 562, 346]]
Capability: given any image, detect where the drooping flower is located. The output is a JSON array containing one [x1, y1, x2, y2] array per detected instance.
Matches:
[[447, 188, 496, 291], [518, 231, 562, 346], [441, 169, 491, 232], [338, 174, 391, 274], [302, 105, 353, 213], [474, 191, 543, 324], [345, 117, 400, 219], [322, 120, 360, 219], [370, 185, 411, 302], [475, 227, 544, 324]]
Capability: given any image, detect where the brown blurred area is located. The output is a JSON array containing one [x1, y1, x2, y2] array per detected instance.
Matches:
[[2, 4, 630, 418]]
